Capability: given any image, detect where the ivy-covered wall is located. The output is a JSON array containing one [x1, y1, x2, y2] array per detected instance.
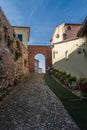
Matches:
[[0, 7, 29, 88]]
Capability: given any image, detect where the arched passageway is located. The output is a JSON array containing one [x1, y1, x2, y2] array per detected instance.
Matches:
[[28, 45, 52, 73], [34, 54, 46, 73]]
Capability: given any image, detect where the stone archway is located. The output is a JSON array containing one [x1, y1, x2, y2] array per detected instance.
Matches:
[[28, 45, 52, 73]]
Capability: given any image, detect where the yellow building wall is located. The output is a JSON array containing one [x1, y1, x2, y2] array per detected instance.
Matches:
[[13, 27, 29, 48]]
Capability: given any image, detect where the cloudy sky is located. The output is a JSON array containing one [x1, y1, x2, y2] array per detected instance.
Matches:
[[1, 0, 87, 45]]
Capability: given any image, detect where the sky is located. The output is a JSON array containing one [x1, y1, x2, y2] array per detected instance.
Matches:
[[1, 0, 87, 72], [35, 54, 45, 73], [1, 0, 87, 45]]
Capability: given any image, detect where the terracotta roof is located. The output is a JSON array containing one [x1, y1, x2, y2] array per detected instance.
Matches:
[[56, 23, 81, 27]]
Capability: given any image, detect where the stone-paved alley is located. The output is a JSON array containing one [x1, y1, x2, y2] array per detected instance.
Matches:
[[0, 74, 79, 130]]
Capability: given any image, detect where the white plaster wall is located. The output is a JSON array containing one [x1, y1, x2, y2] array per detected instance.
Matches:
[[52, 37, 87, 78], [52, 25, 64, 43]]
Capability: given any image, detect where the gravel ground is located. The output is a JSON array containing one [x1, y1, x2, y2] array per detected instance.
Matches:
[[0, 74, 79, 130]]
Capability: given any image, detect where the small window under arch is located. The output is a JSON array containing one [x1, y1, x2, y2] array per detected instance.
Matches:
[[67, 26, 72, 31]]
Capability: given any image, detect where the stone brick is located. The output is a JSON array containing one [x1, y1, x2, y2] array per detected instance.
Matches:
[[0, 8, 29, 88], [28, 45, 52, 73]]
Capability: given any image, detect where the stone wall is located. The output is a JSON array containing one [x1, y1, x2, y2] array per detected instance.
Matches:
[[0, 7, 29, 88]]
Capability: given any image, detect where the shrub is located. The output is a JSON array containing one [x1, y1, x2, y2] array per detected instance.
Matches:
[[16, 40, 21, 51], [7, 36, 14, 48], [13, 31, 16, 38], [68, 76, 77, 84]]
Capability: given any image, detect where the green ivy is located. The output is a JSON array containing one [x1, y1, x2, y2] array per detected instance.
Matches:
[[5, 33, 7, 41], [4, 26, 8, 32], [7, 36, 14, 48], [0, 36, 2, 42], [16, 40, 21, 51], [15, 51, 22, 61], [24, 59, 27, 67], [13, 31, 16, 38]]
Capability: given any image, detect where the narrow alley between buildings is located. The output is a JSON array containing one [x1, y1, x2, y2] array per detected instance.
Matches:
[[0, 74, 79, 130]]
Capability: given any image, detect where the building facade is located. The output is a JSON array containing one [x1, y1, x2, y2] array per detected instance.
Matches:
[[50, 23, 81, 44], [52, 37, 87, 78], [12, 26, 30, 48], [51, 21, 87, 78]]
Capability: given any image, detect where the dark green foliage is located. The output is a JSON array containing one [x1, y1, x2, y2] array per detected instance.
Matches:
[[5, 33, 7, 41], [13, 31, 16, 38], [50, 67, 77, 86], [7, 36, 14, 48], [24, 59, 27, 67], [3, 25, 8, 32], [15, 40, 22, 61], [0, 36, 2, 42], [0, 56, 2, 61], [3, 26, 8, 41], [15, 51, 22, 61], [16, 40, 21, 51], [68, 76, 77, 84]]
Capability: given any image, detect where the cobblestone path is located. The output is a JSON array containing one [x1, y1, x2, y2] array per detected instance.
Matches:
[[0, 74, 79, 130]]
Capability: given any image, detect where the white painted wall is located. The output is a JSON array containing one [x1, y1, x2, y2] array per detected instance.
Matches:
[[52, 37, 87, 78], [52, 24, 64, 43]]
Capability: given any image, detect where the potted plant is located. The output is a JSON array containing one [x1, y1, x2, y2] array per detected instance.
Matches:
[[68, 76, 77, 89], [78, 78, 87, 93]]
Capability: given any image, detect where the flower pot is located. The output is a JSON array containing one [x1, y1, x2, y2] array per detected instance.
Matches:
[[79, 82, 87, 93]]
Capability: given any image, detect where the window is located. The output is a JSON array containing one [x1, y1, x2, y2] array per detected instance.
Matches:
[[53, 51, 55, 59], [53, 51, 58, 59], [67, 26, 71, 31], [55, 34, 59, 38], [63, 33, 67, 40], [17, 34, 22, 42], [65, 50, 68, 60]]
